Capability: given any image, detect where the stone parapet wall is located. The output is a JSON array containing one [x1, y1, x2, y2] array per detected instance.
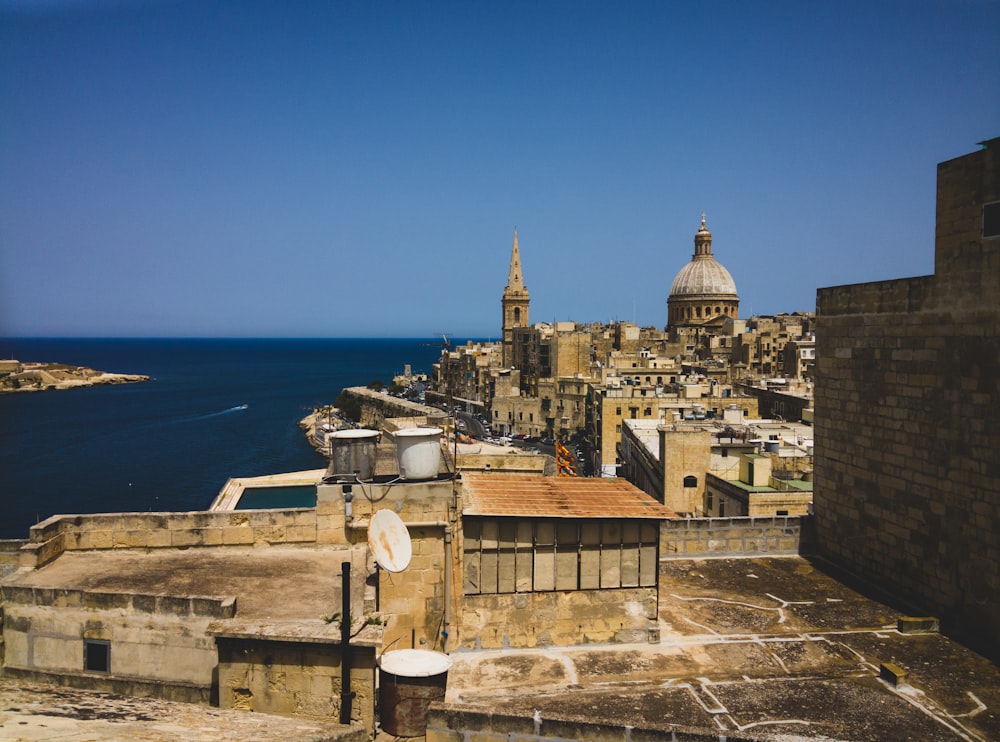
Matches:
[[1, 585, 236, 619], [21, 509, 318, 568], [0, 540, 25, 578], [660, 516, 803, 559], [426, 705, 764, 742]]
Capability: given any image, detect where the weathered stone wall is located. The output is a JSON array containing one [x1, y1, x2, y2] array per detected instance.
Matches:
[[814, 140, 1000, 660], [216, 638, 376, 731], [0, 540, 25, 578], [20, 509, 318, 568], [426, 706, 765, 742], [318, 478, 459, 654], [660, 516, 803, 559], [458, 587, 658, 649], [340, 387, 442, 429], [661, 428, 711, 514], [1, 584, 230, 701]]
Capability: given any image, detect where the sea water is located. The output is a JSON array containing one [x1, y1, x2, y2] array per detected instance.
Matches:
[[0, 338, 450, 539]]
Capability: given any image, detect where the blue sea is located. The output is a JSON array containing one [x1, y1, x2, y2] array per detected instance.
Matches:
[[0, 338, 451, 539]]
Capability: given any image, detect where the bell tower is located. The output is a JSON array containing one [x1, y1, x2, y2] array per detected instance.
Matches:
[[501, 228, 530, 368]]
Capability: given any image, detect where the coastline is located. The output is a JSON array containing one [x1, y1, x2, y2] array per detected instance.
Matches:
[[0, 362, 149, 394]]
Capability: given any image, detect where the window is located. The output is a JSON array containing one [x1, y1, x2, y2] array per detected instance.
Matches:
[[719, 501, 725, 517], [776, 510, 789, 516], [84, 640, 110, 673], [616, 406, 621, 416], [683, 475, 698, 488], [985, 201, 1000, 238], [463, 517, 659, 595], [721, 448, 728, 458]]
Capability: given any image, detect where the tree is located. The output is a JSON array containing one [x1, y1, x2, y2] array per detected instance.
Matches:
[[366, 380, 384, 392]]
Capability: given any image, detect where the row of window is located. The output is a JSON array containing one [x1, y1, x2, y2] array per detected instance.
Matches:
[[464, 517, 659, 594]]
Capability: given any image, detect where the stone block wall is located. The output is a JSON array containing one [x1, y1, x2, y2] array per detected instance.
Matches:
[[216, 637, 377, 731], [814, 139, 999, 660], [319, 478, 458, 654], [20, 510, 318, 568], [660, 516, 803, 559], [1, 584, 230, 701], [0, 540, 24, 578], [459, 586, 658, 649]]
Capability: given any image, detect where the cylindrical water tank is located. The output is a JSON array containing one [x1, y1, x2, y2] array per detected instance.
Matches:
[[394, 427, 443, 480], [378, 649, 452, 737], [327, 429, 380, 481]]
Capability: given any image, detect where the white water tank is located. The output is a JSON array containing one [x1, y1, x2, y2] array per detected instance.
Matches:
[[394, 427, 443, 480]]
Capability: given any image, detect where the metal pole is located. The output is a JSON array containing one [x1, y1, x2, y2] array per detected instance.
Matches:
[[339, 561, 354, 725]]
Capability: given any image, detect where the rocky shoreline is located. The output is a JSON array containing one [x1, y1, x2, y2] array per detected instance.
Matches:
[[0, 361, 149, 394]]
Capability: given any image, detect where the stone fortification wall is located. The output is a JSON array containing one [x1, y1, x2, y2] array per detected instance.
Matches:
[[20, 509, 318, 568], [814, 140, 999, 660], [341, 386, 443, 429], [660, 516, 804, 559], [815, 281, 999, 656]]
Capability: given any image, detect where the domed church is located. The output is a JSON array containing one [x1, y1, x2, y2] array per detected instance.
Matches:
[[667, 214, 739, 328]]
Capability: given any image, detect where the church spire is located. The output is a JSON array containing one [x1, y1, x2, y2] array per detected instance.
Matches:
[[501, 227, 529, 369], [505, 228, 526, 293]]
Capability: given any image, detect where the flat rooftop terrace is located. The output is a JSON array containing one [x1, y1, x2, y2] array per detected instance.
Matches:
[[2, 544, 359, 634], [442, 556, 1000, 740]]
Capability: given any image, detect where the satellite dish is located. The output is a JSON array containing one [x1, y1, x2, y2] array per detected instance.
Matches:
[[368, 509, 412, 572]]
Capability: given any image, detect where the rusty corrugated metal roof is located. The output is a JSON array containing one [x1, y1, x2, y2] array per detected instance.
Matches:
[[461, 474, 679, 519]]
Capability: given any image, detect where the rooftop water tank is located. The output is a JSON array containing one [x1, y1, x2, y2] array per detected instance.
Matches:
[[394, 427, 442, 480], [378, 649, 452, 737], [327, 429, 380, 481]]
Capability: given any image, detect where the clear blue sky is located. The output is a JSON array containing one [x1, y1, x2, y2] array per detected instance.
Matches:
[[1, 1, 997, 338]]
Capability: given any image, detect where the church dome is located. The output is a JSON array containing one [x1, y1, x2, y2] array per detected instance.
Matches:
[[668, 215, 738, 298], [669, 257, 738, 297], [666, 215, 740, 328]]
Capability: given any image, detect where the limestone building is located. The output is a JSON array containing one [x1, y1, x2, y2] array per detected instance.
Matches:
[[501, 229, 529, 368], [667, 214, 740, 329], [814, 137, 1000, 661]]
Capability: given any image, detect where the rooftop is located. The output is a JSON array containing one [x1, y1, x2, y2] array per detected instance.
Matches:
[[442, 556, 1000, 740], [462, 473, 678, 519], [2, 543, 372, 643]]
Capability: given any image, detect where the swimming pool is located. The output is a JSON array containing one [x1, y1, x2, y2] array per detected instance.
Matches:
[[234, 484, 317, 510]]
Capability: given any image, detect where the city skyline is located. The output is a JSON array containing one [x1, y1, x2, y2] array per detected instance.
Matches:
[[1, 1, 997, 338]]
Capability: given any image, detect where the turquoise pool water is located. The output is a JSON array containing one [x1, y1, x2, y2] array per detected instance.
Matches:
[[235, 485, 317, 510]]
